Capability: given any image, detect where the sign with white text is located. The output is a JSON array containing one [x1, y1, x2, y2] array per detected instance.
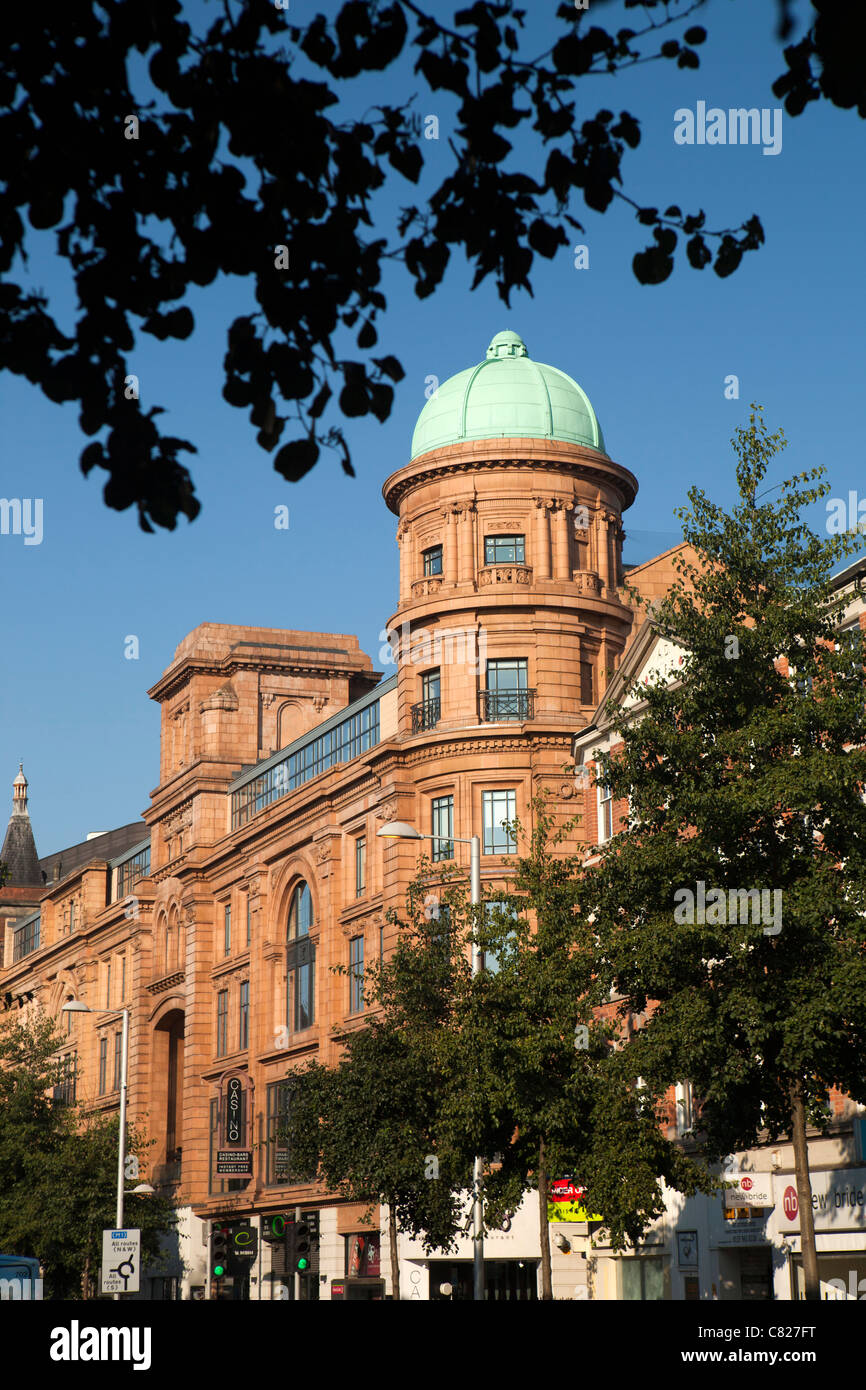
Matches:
[[101, 1228, 140, 1294]]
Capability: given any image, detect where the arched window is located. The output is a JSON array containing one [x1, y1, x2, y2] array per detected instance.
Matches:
[[286, 882, 315, 1031]]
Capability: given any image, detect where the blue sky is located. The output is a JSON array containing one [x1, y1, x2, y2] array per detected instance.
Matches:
[[2, 0, 865, 855]]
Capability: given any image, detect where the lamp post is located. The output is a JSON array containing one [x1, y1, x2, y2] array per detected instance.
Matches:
[[62, 1001, 137, 1299], [377, 820, 484, 1301]]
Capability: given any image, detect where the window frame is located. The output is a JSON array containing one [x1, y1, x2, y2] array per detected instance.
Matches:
[[216, 990, 229, 1057], [423, 544, 443, 576], [349, 935, 364, 1014], [432, 794, 454, 861], [485, 534, 525, 565], [482, 789, 517, 856], [239, 980, 249, 1051]]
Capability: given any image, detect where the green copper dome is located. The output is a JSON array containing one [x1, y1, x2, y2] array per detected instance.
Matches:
[[410, 330, 607, 460]]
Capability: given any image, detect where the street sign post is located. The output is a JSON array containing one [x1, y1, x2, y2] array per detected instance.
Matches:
[[101, 1228, 141, 1295]]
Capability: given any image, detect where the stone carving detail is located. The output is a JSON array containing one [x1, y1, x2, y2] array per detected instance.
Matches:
[[478, 565, 532, 587], [376, 801, 397, 822], [316, 842, 331, 865], [411, 577, 443, 598], [573, 572, 602, 595], [312, 694, 329, 713], [560, 782, 575, 800], [200, 683, 238, 713]]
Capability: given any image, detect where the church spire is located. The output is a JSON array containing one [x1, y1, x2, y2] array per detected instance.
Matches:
[[1, 764, 41, 885]]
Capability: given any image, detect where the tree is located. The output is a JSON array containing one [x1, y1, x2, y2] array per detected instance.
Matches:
[[3, 1, 857, 527], [287, 832, 715, 1300], [584, 406, 866, 1300], [444, 803, 715, 1299], [284, 872, 476, 1299], [0, 1010, 177, 1297]]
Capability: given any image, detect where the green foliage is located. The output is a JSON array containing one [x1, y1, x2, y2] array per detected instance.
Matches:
[[585, 406, 866, 1156], [0, 1011, 177, 1298], [286, 820, 716, 1259], [11, 2, 861, 523]]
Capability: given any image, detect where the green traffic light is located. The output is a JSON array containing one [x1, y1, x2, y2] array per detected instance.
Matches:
[[297, 1257, 309, 1271], [213, 1264, 225, 1279]]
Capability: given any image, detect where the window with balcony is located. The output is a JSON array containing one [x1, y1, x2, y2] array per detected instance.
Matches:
[[482, 659, 533, 721], [423, 545, 443, 576], [485, 534, 525, 565], [287, 882, 315, 1032], [432, 794, 454, 861], [482, 789, 517, 855], [413, 669, 441, 732]]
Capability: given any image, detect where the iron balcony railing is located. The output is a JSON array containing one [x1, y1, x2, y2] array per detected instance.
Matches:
[[411, 698, 441, 733], [479, 688, 537, 722]]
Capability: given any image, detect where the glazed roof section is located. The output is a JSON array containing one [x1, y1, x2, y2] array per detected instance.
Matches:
[[230, 674, 398, 829]]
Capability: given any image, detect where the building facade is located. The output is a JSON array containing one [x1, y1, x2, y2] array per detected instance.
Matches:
[[4, 328, 861, 1300]]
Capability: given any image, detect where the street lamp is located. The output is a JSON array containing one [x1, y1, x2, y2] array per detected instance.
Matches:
[[377, 820, 485, 1302], [61, 1001, 131, 1300]]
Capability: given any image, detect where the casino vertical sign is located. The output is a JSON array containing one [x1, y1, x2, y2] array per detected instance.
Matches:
[[216, 1071, 253, 1177]]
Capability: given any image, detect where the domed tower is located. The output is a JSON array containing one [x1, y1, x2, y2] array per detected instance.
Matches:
[[383, 330, 638, 765]]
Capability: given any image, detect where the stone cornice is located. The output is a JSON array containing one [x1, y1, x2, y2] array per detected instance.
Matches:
[[149, 653, 377, 705], [382, 440, 639, 516]]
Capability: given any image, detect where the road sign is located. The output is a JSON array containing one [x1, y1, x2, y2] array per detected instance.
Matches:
[[101, 1228, 141, 1294]]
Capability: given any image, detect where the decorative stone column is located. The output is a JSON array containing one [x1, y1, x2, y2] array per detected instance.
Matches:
[[552, 500, 574, 580], [596, 511, 611, 591], [444, 506, 459, 585], [397, 523, 411, 605], [535, 498, 553, 579], [458, 502, 476, 584]]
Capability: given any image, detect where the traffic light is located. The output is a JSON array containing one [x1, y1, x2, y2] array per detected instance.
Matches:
[[287, 1218, 311, 1275], [260, 1214, 288, 1246], [211, 1223, 230, 1282]]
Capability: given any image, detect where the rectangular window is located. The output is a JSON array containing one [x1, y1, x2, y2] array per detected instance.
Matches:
[[54, 1054, 77, 1106], [120, 954, 127, 1004], [349, 936, 364, 1013], [620, 1257, 667, 1301], [580, 658, 594, 706], [113, 1032, 123, 1091], [69, 900, 76, 932], [216, 990, 228, 1057], [423, 545, 443, 576], [485, 534, 525, 565], [355, 836, 366, 898], [482, 789, 517, 855], [98, 1037, 107, 1097], [482, 901, 518, 974], [379, 923, 385, 959], [414, 668, 441, 732], [598, 779, 613, 843], [239, 981, 249, 1051], [105, 960, 112, 1011], [287, 942, 316, 1034], [432, 794, 454, 861], [265, 1081, 292, 1186], [246, 895, 252, 947], [485, 659, 529, 720], [224, 904, 231, 956], [12, 915, 40, 962]]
